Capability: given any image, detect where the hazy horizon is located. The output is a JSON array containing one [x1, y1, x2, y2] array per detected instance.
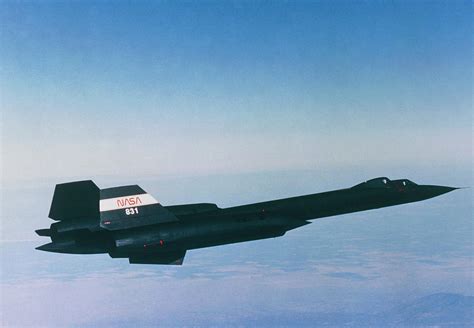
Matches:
[[1, 1, 472, 327]]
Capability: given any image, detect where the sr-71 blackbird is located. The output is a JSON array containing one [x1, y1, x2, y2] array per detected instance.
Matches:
[[36, 177, 456, 265]]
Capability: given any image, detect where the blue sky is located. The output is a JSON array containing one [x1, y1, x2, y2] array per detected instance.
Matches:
[[0, 1, 472, 327], [1, 1, 471, 182]]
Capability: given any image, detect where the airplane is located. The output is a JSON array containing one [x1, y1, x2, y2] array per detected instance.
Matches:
[[36, 177, 457, 265]]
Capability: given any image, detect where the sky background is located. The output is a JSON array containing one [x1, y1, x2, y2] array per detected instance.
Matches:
[[0, 1, 472, 327]]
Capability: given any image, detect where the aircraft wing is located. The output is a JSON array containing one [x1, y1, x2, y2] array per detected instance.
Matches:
[[128, 250, 186, 265]]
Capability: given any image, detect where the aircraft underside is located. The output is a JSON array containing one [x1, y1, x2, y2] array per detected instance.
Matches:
[[36, 177, 456, 265]]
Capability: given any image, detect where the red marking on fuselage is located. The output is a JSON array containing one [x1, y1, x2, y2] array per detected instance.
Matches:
[[116, 196, 143, 208]]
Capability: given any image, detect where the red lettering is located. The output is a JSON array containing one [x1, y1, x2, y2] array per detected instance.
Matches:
[[116, 196, 143, 208]]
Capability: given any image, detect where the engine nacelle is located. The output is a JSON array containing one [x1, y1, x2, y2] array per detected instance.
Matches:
[[51, 217, 101, 235]]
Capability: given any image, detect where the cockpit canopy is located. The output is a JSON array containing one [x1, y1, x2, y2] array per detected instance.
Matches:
[[351, 177, 418, 190], [351, 177, 392, 189], [392, 179, 418, 188]]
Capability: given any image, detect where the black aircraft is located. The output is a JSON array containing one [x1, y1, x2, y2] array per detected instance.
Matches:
[[36, 177, 456, 265]]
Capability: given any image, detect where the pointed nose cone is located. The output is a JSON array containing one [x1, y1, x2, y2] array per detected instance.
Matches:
[[422, 185, 458, 199], [432, 186, 458, 195]]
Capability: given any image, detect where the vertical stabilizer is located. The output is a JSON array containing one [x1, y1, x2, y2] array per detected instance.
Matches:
[[99, 185, 178, 230], [49, 180, 100, 221]]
